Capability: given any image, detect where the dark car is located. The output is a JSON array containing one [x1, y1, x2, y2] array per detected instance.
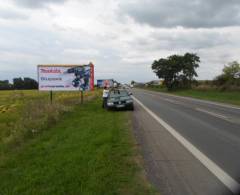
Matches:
[[106, 89, 134, 110]]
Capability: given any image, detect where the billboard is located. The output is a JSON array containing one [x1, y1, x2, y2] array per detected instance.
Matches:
[[97, 79, 114, 88], [38, 64, 94, 91]]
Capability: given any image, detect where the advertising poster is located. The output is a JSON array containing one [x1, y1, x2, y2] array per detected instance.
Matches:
[[38, 64, 94, 91], [97, 79, 114, 88]]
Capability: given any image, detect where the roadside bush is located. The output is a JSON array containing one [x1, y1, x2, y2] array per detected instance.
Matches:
[[218, 84, 240, 92], [148, 84, 165, 89], [192, 84, 217, 91], [213, 75, 240, 91], [212, 61, 240, 91], [3, 100, 71, 147]]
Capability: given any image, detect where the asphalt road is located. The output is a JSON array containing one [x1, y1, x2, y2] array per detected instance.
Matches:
[[131, 88, 240, 195]]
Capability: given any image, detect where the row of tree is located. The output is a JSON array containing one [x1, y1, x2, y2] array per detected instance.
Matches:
[[151, 53, 240, 91], [0, 77, 38, 90]]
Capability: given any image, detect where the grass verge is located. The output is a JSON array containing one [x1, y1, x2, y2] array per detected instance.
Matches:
[[0, 97, 155, 195], [141, 86, 240, 106]]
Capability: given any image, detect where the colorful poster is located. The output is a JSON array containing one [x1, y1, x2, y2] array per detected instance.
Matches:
[[97, 79, 114, 88], [38, 64, 94, 91]]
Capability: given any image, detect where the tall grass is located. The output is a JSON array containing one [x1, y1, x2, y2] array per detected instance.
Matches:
[[0, 90, 99, 154]]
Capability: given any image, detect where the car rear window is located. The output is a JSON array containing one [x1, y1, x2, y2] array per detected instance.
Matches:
[[109, 90, 128, 97]]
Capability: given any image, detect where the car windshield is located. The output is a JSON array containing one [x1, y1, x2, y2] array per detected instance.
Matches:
[[109, 90, 129, 98]]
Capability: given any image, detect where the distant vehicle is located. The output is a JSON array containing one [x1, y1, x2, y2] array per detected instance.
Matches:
[[97, 79, 114, 88], [123, 84, 130, 89], [106, 89, 134, 110], [234, 72, 240, 79]]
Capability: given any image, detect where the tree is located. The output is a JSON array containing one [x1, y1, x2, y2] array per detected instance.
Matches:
[[23, 77, 38, 89], [13, 77, 24, 89], [13, 77, 38, 90], [214, 61, 240, 87], [0, 77, 38, 90], [152, 53, 200, 90], [0, 80, 12, 90], [223, 61, 240, 78]]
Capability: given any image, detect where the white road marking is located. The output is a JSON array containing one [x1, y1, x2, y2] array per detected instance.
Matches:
[[132, 96, 240, 194], [161, 98, 183, 105], [143, 93, 156, 98], [144, 92, 183, 105], [196, 108, 229, 120], [161, 98, 176, 103], [141, 91, 161, 98], [148, 93, 156, 97]]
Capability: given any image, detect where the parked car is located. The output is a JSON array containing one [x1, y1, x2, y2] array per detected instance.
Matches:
[[106, 89, 134, 110]]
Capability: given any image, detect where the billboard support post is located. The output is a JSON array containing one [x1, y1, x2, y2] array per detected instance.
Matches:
[[50, 90, 53, 104], [80, 90, 83, 104]]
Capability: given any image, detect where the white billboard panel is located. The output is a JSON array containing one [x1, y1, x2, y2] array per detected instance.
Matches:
[[38, 64, 94, 91]]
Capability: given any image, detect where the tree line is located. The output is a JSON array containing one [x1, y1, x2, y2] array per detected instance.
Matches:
[[0, 77, 38, 90], [151, 53, 240, 91]]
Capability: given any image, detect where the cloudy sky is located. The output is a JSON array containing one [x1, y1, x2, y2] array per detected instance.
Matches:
[[0, 0, 240, 83]]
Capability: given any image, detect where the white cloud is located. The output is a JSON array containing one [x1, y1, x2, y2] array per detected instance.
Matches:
[[13, 0, 68, 9], [63, 48, 100, 56], [0, 0, 240, 82], [0, 8, 28, 20], [121, 0, 240, 28]]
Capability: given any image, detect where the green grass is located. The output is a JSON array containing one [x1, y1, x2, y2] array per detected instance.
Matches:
[[171, 89, 240, 106], [141, 86, 240, 106], [0, 97, 155, 195], [0, 90, 98, 148]]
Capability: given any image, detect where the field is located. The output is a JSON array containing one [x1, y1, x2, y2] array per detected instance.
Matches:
[[141, 86, 240, 106], [0, 90, 97, 150], [0, 90, 154, 195]]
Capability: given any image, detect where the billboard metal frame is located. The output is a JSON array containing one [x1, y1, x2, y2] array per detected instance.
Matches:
[[37, 63, 94, 104]]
